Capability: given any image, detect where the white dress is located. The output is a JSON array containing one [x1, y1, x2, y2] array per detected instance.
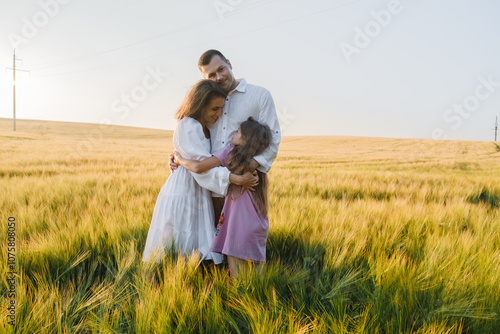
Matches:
[[142, 117, 229, 264]]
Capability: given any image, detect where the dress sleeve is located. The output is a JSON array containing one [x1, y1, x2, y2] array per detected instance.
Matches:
[[254, 89, 281, 173], [174, 118, 230, 196]]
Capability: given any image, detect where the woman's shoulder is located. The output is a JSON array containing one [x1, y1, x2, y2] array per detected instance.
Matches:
[[178, 116, 201, 128], [174, 118, 205, 146], [176, 117, 203, 135]]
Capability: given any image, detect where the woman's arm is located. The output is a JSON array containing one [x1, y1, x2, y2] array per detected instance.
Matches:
[[173, 151, 222, 173]]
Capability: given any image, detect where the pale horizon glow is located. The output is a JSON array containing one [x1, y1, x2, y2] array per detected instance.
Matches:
[[1, 0, 499, 141]]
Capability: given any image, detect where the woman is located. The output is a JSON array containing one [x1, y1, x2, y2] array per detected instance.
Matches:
[[142, 80, 255, 264]]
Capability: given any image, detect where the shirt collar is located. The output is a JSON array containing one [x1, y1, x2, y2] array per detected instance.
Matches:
[[228, 78, 247, 95]]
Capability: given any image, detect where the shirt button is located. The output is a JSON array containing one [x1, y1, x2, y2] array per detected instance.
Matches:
[[223, 127, 225, 129], [224, 113, 227, 115], [222, 141, 225, 144]]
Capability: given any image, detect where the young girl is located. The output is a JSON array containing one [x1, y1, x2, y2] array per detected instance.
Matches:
[[174, 117, 272, 277], [142, 80, 257, 264]]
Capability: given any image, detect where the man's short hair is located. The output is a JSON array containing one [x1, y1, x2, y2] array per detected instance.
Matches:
[[198, 49, 227, 69]]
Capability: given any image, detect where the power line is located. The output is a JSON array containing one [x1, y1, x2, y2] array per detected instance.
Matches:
[[28, 0, 277, 71], [31, 0, 367, 78], [28, 0, 143, 53]]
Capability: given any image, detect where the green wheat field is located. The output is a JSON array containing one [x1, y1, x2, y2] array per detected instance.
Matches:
[[1, 118, 499, 333]]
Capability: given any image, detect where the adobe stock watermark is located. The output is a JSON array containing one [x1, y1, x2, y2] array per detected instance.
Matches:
[[402, 74, 500, 162], [391, 75, 499, 162], [213, 0, 244, 20], [432, 74, 499, 140], [69, 65, 170, 158], [111, 65, 169, 120], [339, 0, 412, 64], [7, 0, 73, 49], [276, 106, 296, 135]]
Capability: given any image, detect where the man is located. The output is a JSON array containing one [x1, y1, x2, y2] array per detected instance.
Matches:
[[172, 49, 281, 226]]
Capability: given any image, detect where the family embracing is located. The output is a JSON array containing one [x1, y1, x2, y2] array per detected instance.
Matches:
[[142, 50, 281, 278]]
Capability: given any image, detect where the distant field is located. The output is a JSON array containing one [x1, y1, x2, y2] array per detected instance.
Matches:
[[1, 118, 499, 333]]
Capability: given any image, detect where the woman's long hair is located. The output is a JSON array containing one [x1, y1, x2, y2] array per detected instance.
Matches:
[[175, 80, 226, 121], [226, 117, 272, 218]]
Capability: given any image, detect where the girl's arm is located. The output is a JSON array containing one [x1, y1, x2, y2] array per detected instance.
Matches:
[[174, 151, 258, 191], [173, 151, 221, 173]]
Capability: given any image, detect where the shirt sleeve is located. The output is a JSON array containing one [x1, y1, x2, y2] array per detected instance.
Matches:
[[174, 118, 231, 196], [254, 89, 281, 173]]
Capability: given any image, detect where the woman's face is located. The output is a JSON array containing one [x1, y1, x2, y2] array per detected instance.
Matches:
[[231, 127, 245, 146], [203, 96, 225, 125]]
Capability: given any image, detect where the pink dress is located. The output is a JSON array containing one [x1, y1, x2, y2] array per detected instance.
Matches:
[[210, 146, 269, 263]]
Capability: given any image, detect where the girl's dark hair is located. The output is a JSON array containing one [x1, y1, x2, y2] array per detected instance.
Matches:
[[226, 117, 272, 218], [175, 80, 226, 121]]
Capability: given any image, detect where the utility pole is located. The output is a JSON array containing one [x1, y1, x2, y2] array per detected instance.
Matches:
[[495, 116, 498, 142], [6, 49, 30, 131]]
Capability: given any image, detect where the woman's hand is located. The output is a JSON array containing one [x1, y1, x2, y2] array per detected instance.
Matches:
[[230, 171, 259, 192]]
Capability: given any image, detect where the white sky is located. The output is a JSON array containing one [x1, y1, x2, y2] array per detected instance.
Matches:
[[0, 0, 499, 140]]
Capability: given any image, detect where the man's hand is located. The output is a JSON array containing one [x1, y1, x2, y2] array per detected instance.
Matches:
[[173, 151, 183, 165], [249, 158, 260, 171], [169, 152, 179, 173]]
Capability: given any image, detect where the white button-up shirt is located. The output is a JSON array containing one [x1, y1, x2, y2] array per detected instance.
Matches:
[[193, 78, 281, 196], [208, 78, 281, 172]]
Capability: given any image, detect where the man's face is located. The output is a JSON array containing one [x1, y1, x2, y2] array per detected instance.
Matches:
[[200, 55, 236, 93]]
